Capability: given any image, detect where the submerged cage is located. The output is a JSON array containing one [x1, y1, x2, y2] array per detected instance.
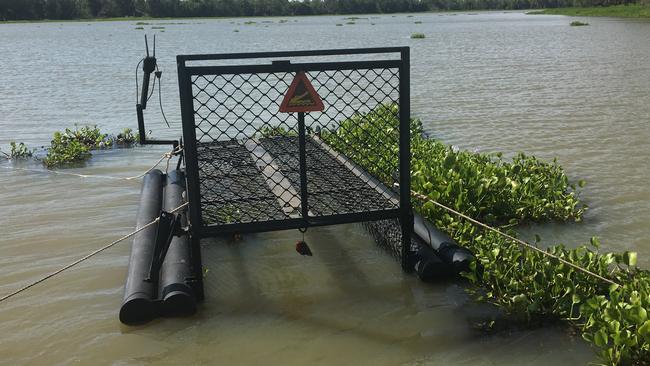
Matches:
[[122, 46, 474, 324], [176, 48, 414, 268]]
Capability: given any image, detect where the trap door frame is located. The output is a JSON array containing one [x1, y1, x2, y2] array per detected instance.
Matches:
[[177, 47, 413, 263]]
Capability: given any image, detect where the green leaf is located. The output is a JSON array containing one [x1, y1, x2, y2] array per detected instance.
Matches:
[[590, 236, 600, 249], [594, 328, 609, 347], [572, 293, 581, 305], [623, 251, 638, 267], [638, 320, 650, 342]]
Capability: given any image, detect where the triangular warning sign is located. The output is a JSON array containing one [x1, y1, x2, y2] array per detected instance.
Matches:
[[279, 71, 324, 113]]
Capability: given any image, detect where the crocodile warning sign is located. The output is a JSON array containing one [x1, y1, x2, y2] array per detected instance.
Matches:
[[279, 71, 324, 113]]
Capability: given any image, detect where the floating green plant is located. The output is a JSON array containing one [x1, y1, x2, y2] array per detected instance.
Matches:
[[42, 125, 138, 167], [410, 32, 425, 39], [1, 142, 33, 160], [571, 20, 590, 26], [322, 104, 650, 365]]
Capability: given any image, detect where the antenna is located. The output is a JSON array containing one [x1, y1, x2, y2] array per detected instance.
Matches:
[[135, 34, 177, 147]]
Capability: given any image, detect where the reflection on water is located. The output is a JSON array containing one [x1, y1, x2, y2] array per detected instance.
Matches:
[[1, 11, 648, 365]]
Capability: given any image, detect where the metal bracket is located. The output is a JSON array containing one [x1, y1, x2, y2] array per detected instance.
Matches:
[[146, 210, 183, 282]]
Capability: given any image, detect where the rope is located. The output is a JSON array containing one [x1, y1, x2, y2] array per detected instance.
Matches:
[[396, 183, 621, 287], [1, 146, 182, 182], [0, 202, 189, 304], [124, 145, 182, 180]]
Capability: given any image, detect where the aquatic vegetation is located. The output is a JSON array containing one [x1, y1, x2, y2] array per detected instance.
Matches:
[[244, 21, 256, 25], [410, 33, 425, 39], [135, 21, 150, 25], [114, 128, 138, 146], [346, 21, 355, 25], [1, 142, 33, 159], [323, 104, 650, 365], [414, 21, 423, 24], [336, 23, 343, 26], [43, 125, 138, 167], [134, 27, 144, 30], [570, 20, 589, 26], [43, 130, 92, 167], [258, 125, 297, 138], [151, 26, 165, 29]]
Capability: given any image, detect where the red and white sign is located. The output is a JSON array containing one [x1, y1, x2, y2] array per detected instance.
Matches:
[[279, 71, 324, 113]]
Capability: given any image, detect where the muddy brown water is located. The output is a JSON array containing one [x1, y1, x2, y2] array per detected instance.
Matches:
[[2, 11, 649, 365]]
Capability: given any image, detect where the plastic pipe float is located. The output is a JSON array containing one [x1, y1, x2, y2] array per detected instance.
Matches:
[[411, 237, 452, 282], [120, 169, 199, 325], [158, 170, 197, 317], [413, 213, 474, 275], [119, 169, 164, 325]]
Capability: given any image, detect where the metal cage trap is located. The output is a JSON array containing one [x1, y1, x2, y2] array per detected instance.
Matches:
[[175, 48, 413, 267], [138, 46, 414, 269]]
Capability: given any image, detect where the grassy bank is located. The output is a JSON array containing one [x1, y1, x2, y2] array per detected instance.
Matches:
[[528, 5, 650, 18]]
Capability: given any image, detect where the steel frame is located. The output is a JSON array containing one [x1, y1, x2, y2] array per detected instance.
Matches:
[[177, 47, 413, 268]]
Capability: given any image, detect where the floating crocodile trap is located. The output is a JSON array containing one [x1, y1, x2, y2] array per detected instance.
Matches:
[[176, 48, 414, 261]]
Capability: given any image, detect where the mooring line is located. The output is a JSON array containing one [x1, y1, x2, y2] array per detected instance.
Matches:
[[0, 202, 188, 304], [1, 146, 182, 182], [395, 183, 621, 287]]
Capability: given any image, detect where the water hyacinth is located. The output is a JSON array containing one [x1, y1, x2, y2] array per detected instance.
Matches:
[[323, 104, 649, 365]]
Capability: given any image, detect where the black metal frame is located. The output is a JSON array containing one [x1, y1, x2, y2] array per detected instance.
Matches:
[[177, 47, 413, 268]]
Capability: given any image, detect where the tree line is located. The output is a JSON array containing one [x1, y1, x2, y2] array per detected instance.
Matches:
[[0, 0, 642, 21]]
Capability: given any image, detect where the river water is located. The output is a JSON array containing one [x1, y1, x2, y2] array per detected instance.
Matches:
[[1, 11, 648, 365]]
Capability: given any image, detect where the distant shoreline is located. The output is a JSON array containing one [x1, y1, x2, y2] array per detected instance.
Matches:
[[527, 5, 650, 18], [1, 12, 423, 25], [3, 6, 649, 25], [0, 10, 524, 25]]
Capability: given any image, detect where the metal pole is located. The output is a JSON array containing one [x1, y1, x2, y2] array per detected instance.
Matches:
[[298, 112, 309, 222], [176, 57, 202, 236], [399, 48, 413, 271]]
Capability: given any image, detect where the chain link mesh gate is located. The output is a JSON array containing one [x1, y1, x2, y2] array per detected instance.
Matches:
[[177, 48, 413, 268]]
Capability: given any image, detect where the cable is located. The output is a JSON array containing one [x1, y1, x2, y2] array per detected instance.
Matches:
[[135, 57, 144, 105], [157, 70, 171, 128], [0, 202, 189, 304], [146, 71, 156, 103], [397, 183, 621, 287]]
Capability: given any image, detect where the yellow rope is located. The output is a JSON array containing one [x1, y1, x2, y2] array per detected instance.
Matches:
[[396, 183, 621, 287], [0, 202, 188, 304]]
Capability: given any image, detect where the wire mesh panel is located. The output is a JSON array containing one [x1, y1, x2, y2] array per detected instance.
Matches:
[[178, 49, 413, 266]]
